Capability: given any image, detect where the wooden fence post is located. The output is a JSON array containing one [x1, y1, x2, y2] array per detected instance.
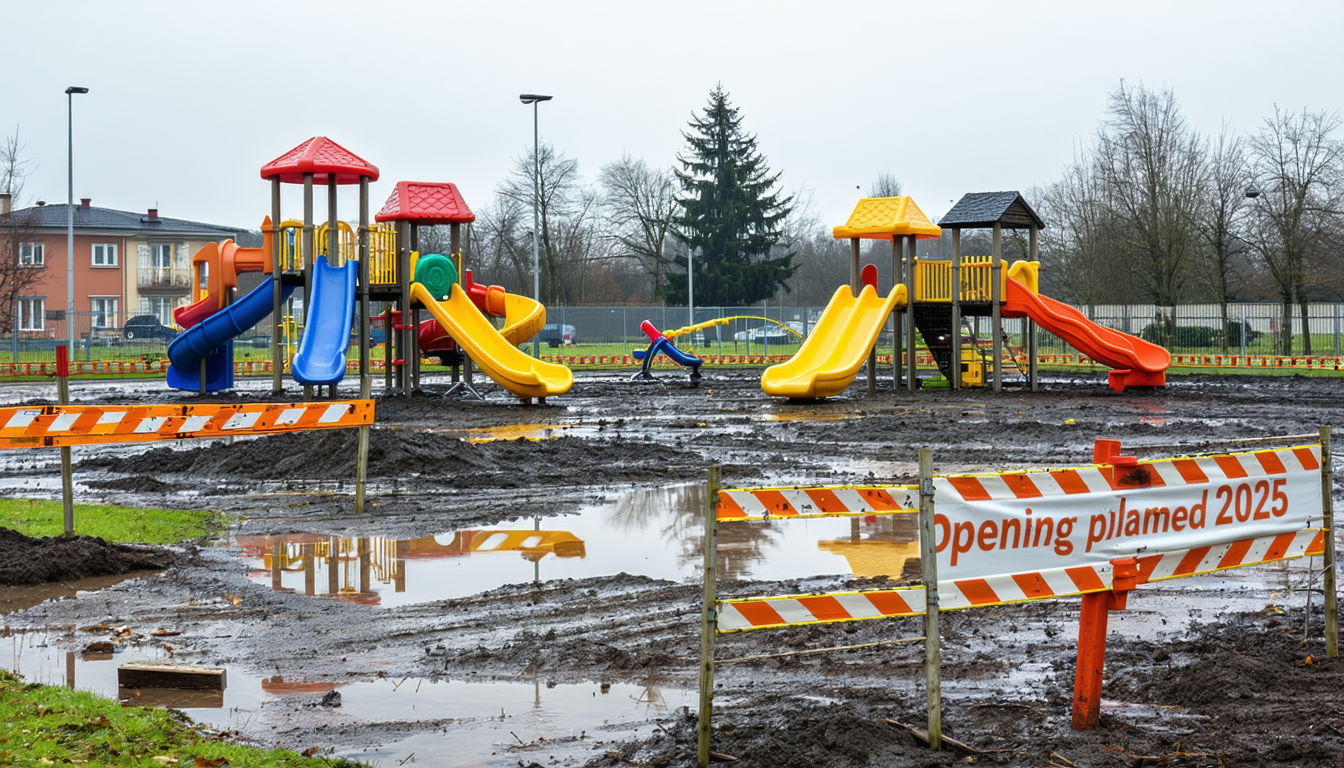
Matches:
[[1323, 425, 1337, 657], [698, 465, 721, 766], [918, 448, 941, 748]]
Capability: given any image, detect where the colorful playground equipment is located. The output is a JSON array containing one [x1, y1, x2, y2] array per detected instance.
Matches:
[[761, 193, 1171, 399], [630, 316, 802, 383], [633, 320, 704, 383], [166, 139, 571, 402]]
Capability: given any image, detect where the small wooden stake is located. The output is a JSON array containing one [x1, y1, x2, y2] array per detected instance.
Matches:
[[1323, 425, 1337, 658], [698, 465, 720, 767], [918, 448, 941, 749]]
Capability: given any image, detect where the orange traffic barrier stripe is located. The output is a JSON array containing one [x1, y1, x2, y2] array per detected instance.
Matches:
[[0, 400, 373, 449]]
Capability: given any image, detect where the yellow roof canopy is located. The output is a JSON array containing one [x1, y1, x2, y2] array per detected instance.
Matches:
[[832, 196, 942, 241]]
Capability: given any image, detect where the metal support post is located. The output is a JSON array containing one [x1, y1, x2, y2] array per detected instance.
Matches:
[[1323, 425, 1337, 657], [950, 229, 962, 390], [906, 236, 918, 391], [355, 176, 371, 514], [397, 221, 412, 394], [697, 465, 721, 767], [1072, 591, 1110, 729], [990, 223, 1002, 392], [918, 448, 940, 748], [302, 172, 315, 400], [57, 343, 74, 537], [1028, 225, 1039, 391], [271, 177, 283, 394], [892, 237, 901, 388], [410, 224, 421, 393]]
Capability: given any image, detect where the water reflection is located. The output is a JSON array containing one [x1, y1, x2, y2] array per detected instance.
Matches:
[[235, 485, 922, 607], [237, 529, 587, 606]]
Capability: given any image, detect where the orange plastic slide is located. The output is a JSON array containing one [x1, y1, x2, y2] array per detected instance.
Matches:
[[1003, 277, 1169, 392]]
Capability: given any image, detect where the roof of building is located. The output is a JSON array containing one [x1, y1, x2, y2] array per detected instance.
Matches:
[[832, 196, 942, 240], [938, 192, 1045, 230], [260, 137, 380, 185], [2, 204, 249, 238], [375, 181, 475, 224]]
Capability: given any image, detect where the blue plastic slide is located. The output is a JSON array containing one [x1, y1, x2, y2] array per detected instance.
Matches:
[[167, 276, 296, 391], [292, 256, 358, 386]]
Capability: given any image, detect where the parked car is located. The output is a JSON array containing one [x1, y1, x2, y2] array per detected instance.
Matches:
[[734, 322, 802, 344], [538, 323, 577, 348], [122, 315, 177, 341]]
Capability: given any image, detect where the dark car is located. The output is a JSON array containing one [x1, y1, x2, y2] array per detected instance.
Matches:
[[537, 323, 577, 348], [122, 315, 177, 341]]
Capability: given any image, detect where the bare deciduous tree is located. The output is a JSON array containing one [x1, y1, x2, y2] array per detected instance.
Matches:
[[869, 172, 902, 198], [1, 129, 43, 334], [1, 126, 31, 203], [1094, 81, 1208, 308], [1246, 106, 1344, 354], [599, 155, 678, 299], [1197, 123, 1252, 350]]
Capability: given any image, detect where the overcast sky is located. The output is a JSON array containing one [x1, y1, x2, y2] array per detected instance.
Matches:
[[4, 1, 1341, 233]]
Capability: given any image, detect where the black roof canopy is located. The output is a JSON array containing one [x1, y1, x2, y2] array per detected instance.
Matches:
[[939, 191, 1045, 230]]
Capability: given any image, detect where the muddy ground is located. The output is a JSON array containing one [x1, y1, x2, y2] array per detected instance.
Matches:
[[1, 370, 1342, 767]]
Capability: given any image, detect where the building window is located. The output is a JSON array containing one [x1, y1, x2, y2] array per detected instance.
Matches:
[[150, 243, 174, 269], [90, 297, 119, 329], [18, 298, 44, 331], [139, 295, 177, 326], [19, 242, 43, 266], [92, 243, 118, 267]]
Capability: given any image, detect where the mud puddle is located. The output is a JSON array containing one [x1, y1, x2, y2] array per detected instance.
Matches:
[[0, 570, 161, 614], [2, 630, 691, 767], [233, 485, 920, 606]]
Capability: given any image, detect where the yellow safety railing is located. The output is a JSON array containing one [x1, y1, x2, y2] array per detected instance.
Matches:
[[316, 221, 357, 265], [276, 220, 399, 281], [914, 257, 1005, 303], [368, 224, 398, 284]]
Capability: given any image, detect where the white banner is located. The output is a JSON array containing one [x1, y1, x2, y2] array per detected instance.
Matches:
[[932, 446, 1324, 581]]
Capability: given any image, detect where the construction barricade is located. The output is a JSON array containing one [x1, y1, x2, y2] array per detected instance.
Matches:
[[695, 430, 1337, 764]]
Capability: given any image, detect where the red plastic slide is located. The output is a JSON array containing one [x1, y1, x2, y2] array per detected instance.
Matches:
[[1002, 277, 1170, 392]]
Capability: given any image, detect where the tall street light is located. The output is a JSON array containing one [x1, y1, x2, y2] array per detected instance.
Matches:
[[520, 93, 552, 358], [65, 86, 89, 358]]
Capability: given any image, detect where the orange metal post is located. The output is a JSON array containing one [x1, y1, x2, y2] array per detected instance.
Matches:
[[1072, 557, 1138, 730]]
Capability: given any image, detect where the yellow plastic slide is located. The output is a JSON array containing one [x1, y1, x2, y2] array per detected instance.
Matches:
[[761, 283, 906, 399], [500, 292, 546, 346], [410, 283, 573, 399]]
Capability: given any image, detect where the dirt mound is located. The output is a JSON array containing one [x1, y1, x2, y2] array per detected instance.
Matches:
[[79, 429, 703, 488], [0, 527, 173, 586]]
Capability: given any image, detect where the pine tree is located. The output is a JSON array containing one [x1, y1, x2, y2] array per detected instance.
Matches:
[[670, 85, 794, 306]]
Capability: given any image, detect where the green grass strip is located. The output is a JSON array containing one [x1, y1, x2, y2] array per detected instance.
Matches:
[[0, 668, 363, 767], [0, 499, 227, 545]]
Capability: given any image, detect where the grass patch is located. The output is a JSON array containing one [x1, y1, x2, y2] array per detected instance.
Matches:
[[0, 499, 226, 545], [0, 668, 363, 767]]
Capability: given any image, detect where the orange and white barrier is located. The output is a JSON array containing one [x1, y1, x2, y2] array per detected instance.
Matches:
[[718, 527, 1324, 632], [0, 400, 374, 449], [933, 444, 1322, 580], [715, 441, 1326, 633], [717, 485, 917, 520]]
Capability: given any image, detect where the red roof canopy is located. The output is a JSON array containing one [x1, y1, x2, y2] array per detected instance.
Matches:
[[260, 137, 379, 185], [375, 181, 475, 224]]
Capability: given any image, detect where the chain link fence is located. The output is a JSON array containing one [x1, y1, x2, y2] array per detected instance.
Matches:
[[2, 301, 1342, 370]]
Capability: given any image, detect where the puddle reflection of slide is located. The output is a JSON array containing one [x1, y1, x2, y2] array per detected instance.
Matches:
[[237, 530, 586, 605]]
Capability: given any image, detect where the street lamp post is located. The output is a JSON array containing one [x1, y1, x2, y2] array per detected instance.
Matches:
[[520, 93, 552, 358], [65, 86, 89, 358]]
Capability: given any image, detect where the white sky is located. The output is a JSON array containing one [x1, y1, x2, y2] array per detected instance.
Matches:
[[4, 0, 1341, 232]]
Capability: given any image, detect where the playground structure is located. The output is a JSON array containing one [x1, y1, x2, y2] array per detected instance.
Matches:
[[632, 316, 802, 383], [165, 138, 571, 404], [760, 193, 1172, 399]]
